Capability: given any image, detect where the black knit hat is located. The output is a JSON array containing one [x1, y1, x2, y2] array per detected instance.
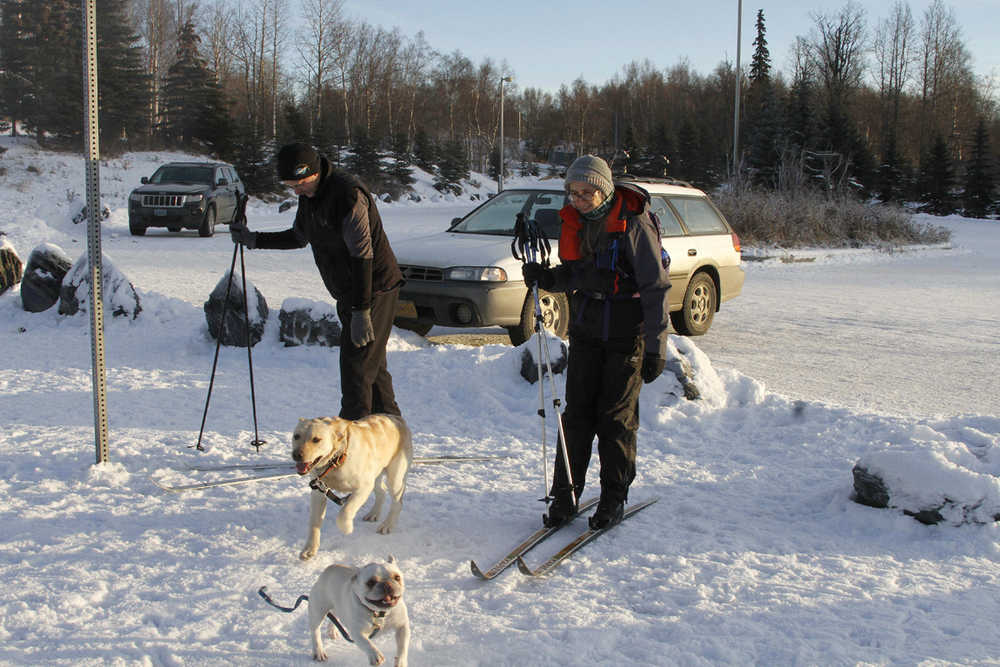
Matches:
[[276, 142, 320, 180]]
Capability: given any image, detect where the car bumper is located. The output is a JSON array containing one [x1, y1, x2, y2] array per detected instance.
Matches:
[[129, 204, 206, 228], [718, 264, 745, 304], [397, 281, 526, 328]]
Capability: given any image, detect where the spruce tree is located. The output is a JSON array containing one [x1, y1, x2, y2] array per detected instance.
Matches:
[[413, 128, 438, 174], [161, 21, 228, 153], [387, 132, 415, 189], [93, 0, 149, 151], [963, 118, 996, 218], [0, 0, 33, 136], [918, 134, 955, 215], [434, 139, 469, 195], [347, 128, 383, 190]]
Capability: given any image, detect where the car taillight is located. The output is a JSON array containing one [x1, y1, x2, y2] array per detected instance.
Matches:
[[731, 232, 742, 254]]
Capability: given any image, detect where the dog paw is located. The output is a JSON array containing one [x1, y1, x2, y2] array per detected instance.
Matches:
[[376, 522, 395, 535], [362, 510, 380, 522], [368, 650, 385, 666], [313, 648, 328, 661], [336, 515, 355, 535], [300, 547, 317, 561]]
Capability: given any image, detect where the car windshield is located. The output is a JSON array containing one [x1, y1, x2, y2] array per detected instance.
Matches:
[[149, 165, 214, 185], [450, 189, 565, 239]]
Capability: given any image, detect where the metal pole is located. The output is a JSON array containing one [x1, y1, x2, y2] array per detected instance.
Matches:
[[82, 0, 109, 464], [732, 0, 743, 175], [499, 76, 511, 193]]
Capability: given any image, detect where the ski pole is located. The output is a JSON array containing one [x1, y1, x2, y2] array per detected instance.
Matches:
[[512, 213, 577, 510]]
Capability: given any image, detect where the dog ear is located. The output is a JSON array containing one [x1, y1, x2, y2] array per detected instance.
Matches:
[[387, 554, 397, 564]]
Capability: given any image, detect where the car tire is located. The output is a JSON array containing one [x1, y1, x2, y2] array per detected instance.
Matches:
[[129, 218, 146, 236], [393, 318, 433, 337], [199, 205, 216, 237], [507, 289, 569, 346], [670, 271, 716, 336], [167, 226, 181, 233]]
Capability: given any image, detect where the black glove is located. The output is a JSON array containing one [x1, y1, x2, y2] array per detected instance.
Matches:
[[522, 262, 555, 290], [230, 222, 257, 248], [350, 308, 375, 347], [641, 354, 665, 384]]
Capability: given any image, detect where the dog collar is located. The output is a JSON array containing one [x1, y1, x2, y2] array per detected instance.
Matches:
[[314, 442, 349, 481], [355, 592, 390, 628]]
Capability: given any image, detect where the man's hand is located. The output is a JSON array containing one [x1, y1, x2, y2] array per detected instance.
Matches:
[[641, 354, 665, 383], [350, 308, 375, 347], [522, 262, 554, 290], [230, 222, 257, 248]]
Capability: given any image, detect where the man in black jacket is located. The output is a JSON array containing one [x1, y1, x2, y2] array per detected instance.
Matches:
[[522, 155, 670, 530], [231, 143, 404, 420]]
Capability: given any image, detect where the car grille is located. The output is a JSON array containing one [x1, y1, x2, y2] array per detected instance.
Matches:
[[399, 265, 443, 281], [142, 194, 184, 207]]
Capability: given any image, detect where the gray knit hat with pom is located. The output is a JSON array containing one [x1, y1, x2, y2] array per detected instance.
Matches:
[[565, 154, 614, 197]]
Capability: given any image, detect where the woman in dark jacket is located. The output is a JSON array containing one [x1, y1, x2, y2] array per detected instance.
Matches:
[[231, 143, 404, 420], [522, 154, 670, 529]]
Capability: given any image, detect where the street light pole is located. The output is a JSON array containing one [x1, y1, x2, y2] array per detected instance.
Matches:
[[733, 0, 743, 176], [499, 76, 512, 193]]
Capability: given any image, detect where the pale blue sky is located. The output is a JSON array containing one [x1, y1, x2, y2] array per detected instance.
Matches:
[[343, 0, 999, 94]]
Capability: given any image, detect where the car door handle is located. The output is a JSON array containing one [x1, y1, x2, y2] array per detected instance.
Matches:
[[688, 249, 697, 256]]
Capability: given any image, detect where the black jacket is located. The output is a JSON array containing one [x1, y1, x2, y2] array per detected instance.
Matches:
[[255, 158, 403, 309]]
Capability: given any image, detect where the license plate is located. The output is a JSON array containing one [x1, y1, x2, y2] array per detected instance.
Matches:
[[396, 300, 417, 318], [154, 209, 167, 216]]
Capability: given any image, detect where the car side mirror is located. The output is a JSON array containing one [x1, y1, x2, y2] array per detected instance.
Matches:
[[448, 217, 462, 229], [140, 177, 149, 184]]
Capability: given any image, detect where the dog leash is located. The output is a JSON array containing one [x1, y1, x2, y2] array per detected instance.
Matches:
[[257, 586, 382, 641]]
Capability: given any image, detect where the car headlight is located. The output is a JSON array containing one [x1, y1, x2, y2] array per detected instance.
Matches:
[[444, 266, 507, 282], [129, 193, 141, 202], [183, 193, 205, 204]]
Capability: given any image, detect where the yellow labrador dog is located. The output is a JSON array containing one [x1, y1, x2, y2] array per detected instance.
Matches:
[[293, 414, 412, 561]]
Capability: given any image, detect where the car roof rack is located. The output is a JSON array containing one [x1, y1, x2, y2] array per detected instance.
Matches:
[[616, 175, 696, 189]]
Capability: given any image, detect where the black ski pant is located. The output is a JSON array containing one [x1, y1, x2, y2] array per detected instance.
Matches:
[[551, 332, 643, 505], [336, 288, 401, 420]]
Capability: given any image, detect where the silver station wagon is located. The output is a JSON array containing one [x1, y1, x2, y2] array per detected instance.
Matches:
[[392, 177, 744, 345]]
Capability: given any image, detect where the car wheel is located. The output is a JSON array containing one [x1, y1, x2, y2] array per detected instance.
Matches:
[[507, 289, 569, 346], [670, 271, 716, 336], [199, 205, 216, 237], [393, 318, 433, 337], [167, 226, 181, 233], [128, 217, 146, 236]]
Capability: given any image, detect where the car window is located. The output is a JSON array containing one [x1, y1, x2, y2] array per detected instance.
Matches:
[[151, 165, 214, 185], [667, 196, 729, 234], [649, 196, 685, 237], [451, 190, 564, 238]]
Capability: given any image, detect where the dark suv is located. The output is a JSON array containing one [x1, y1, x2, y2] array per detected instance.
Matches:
[[128, 161, 244, 237]]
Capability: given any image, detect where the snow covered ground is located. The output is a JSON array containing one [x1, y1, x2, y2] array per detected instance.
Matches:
[[1, 137, 1000, 666]]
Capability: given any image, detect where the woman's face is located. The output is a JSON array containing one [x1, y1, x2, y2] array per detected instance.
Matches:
[[566, 181, 603, 214]]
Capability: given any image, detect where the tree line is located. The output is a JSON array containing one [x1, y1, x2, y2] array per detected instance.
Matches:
[[0, 0, 996, 216]]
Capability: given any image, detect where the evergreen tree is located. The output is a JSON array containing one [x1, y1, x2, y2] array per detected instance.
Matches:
[[744, 10, 784, 187], [877, 132, 906, 203], [918, 134, 955, 215], [93, 0, 149, 151], [0, 0, 33, 136], [31, 0, 79, 144], [387, 132, 415, 188], [161, 21, 228, 153], [347, 128, 383, 189], [963, 118, 996, 218], [413, 127, 438, 174], [434, 139, 469, 195]]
